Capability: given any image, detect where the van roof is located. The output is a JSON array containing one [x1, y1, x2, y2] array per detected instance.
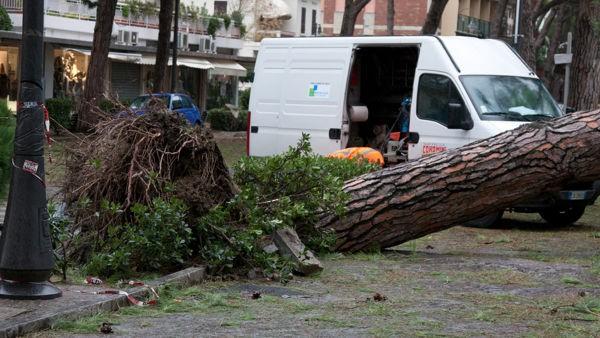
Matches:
[[260, 36, 535, 78]]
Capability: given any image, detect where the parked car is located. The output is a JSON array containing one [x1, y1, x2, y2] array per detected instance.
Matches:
[[248, 35, 600, 227], [129, 93, 203, 126]]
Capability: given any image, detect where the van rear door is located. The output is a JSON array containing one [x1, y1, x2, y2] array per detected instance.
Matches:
[[249, 42, 352, 156]]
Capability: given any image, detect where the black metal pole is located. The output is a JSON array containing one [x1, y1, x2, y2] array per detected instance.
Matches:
[[171, 0, 180, 92], [0, 0, 61, 300]]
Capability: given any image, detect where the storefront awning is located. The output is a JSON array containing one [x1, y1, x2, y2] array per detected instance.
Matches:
[[210, 60, 247, 77], [137, 55, 213, 70], [65, 48, 142, 63]]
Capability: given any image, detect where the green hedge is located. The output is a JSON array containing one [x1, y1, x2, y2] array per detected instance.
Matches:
[[0, 99, 14, 198], [206, 108, 247, 131], [45, 97, 74, 132]]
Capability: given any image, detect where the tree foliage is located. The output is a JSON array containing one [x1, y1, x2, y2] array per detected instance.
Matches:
[[0, 5, 13, 31]]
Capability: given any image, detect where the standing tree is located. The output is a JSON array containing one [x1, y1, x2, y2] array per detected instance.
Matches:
[[387, 0, 395, 35], [154, 0, 175, 93], [421, 0, 449, 34], [339, 0, 371, 36], [490, 0, 509, 38], [569, 0, 600, 110], [77, 0, 118, 130]]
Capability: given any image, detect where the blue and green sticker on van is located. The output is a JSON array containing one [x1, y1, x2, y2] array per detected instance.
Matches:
[[308, 82, 331, 98]]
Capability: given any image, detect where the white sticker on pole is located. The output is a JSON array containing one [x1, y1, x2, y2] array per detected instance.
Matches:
[[554, 53, 573, 65], [23, 160, 39, 174], [308, 82, 331, 98]]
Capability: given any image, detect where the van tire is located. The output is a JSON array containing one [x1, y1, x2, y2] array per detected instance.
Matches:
[[464, 211, 504, 228], [539, 205, 586, 227]]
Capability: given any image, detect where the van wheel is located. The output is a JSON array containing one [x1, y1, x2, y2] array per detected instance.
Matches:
[[464, 211, 504, 228], [539, 205, 586, 227]]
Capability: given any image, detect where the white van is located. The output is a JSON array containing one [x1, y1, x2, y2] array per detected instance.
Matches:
[[248, 36, 599, 227]]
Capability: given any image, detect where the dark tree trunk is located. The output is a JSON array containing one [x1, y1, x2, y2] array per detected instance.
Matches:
[[490, 0, 509, 38], [77, 0, 117, 131], [154, 0, 174, 93], [518, 0, 538, 68], [569, 0, 600, 111], [319, 110, 600, 252], [339, 0, 371, 36], [387, 0, 394, 35], [421, 0, 449, 34], [543, 4, 569, 96]]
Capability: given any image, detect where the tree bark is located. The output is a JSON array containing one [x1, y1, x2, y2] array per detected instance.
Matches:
[[320, 110, 600, 252], [421, 0, 449, 35], [543, 4, 570, 96], [569, 0, 600, 111], [153, 0, 174, 93], [490, 0, 509, 38], [387, 0, 394, 35], [517, 0, 539, 68], [77, 0, 117, 131], [339, 0, 371, 36]]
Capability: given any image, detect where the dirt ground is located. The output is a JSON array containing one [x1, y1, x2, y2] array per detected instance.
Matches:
[[39, 203, 600, 337], [38, 132, 600, 337]]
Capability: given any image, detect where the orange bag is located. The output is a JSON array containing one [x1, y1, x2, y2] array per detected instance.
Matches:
[[327, 147, 384, 166]]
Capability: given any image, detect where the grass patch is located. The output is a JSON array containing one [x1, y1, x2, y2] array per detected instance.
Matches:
[[52, 313, 114, 334], [215, 137, 246, 167], [561, 276, 582, 285]]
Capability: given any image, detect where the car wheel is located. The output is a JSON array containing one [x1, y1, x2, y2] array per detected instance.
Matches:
[[539, 204, 586, 227], [464, 211, 504, 228]]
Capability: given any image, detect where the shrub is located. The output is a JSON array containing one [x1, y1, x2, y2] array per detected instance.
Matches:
[[207, 108, 236, 131], [0, 99, 14, 197], [231, 10, 244, 28], [46, 97, 74, 132], [197, 134, 378, 275], [0, 5, 12, 31], [84, 198, 193, 279], [220, 13, 231, 30], [239, 88, 250, 110], [207, 16, 222, 37], [237, 110, 248, 131], [207, 108, 248, 131]]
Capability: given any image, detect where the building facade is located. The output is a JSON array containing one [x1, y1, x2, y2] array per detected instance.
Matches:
[[321, 0, 429, 36], [440, 0, 514, 38], [320, 0, 508, 38], [0, 0, 254, 111]]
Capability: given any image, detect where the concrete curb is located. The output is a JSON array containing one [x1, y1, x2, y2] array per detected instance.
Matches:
[[0, 266, 206, 338]]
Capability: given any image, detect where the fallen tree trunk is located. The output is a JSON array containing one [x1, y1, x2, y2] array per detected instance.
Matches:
[[320, 110, 600, 252]]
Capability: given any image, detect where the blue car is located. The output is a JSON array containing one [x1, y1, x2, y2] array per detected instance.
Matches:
[[129, 93, 203, 126]]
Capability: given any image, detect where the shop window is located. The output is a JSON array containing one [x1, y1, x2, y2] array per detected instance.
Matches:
[[53, 49, 89, 99], [0, 46, 19, 110]]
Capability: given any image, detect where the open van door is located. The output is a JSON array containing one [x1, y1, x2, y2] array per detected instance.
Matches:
[[249, 43, 353, 156], [408, 71, 474, 159]]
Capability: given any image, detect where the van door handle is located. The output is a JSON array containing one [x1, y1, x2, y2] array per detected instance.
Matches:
[[329, 128, 341, 140]]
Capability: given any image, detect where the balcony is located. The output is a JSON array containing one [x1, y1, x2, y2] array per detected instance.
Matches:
[[0, 0, 240, 39], [457, 15, 490, 38]]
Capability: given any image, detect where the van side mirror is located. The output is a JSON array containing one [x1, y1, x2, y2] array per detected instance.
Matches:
[[447, 102, 473, 130]]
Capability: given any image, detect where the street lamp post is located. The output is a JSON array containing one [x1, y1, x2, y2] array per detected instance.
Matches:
[[171, 0, 180, 92], [0, 0, 62, 299]]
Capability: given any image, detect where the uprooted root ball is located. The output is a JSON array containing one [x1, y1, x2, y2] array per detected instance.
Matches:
[[64, 110, 236, 241]]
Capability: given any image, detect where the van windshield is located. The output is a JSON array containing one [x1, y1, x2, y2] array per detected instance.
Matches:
[[461, 76, 562, 122]]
